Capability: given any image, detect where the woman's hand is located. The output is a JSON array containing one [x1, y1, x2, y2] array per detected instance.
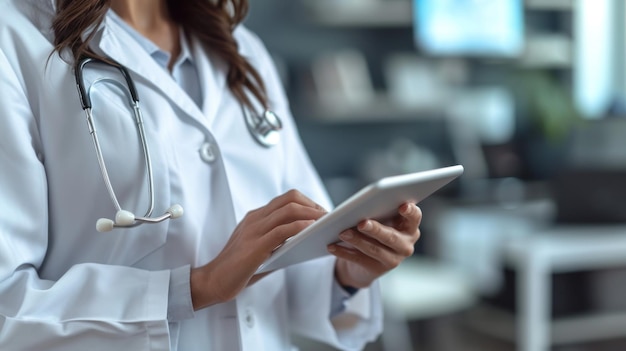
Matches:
[[191, 190, 327, 310], [329, 202, 422, 289]]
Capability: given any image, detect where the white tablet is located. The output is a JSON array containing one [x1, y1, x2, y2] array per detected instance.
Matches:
[[256, 164, 464, 273]]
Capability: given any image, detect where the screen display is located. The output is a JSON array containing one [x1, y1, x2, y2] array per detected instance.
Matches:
[[413, 0, 524, 57]]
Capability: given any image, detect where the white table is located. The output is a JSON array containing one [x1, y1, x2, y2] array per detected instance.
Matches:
[[504, 225, 626, 351], [436, 203, 626, 351]]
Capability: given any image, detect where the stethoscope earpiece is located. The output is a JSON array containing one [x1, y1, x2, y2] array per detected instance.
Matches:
[[96, 218, 115, 233], [115, 210, 136, 226], [167, 204, 184, 219], [95, 204, 185, 232]]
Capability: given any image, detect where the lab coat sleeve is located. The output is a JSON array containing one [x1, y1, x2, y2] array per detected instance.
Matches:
[[0, 49, 172, 351], [237, 28, 384, 350], [286, 258, 383, 351]]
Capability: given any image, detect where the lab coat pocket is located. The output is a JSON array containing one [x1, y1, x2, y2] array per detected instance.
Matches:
[[105, 220, 170, 267]]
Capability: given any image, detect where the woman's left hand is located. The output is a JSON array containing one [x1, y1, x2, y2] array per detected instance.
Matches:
[[328, 202, 422, 289]]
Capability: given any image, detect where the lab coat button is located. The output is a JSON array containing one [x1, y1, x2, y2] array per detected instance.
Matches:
[[199, 142, 216, 163], [245, 309, 255, 328]]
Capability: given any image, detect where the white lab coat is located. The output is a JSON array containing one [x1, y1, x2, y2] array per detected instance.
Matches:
[[0, 0, 382, 350]]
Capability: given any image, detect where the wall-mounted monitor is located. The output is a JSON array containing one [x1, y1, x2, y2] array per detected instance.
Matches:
[[413, 0, 524, 58]]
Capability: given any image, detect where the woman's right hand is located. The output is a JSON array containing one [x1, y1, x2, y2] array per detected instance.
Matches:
[[190, 190, 327, 310]]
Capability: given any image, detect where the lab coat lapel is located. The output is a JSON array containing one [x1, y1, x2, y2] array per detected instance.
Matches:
[[91, 16, 208, 127], [191, 36, 227, 128]]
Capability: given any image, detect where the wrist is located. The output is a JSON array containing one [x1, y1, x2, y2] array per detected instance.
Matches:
[[334, 258, 368, 291], [190, 266, 217, 310]]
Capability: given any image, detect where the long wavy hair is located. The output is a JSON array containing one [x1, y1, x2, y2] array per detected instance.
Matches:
[[52, 0, 267, 110]]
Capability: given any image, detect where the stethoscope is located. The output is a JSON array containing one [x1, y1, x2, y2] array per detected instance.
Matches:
[[74, 57, 283, 232]]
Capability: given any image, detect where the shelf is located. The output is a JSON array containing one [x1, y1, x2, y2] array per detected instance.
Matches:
[[295, 93, 444, 123], [525, 0, 574, 11], [519, 34, 573, 68], [301, 0, 573, 28], [302, 0, 412, 27]]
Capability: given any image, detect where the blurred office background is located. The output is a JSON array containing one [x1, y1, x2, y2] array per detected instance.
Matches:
[[245, 0, 626, 350]]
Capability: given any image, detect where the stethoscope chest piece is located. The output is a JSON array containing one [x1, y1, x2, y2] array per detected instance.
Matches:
[[244, 107, 282, 147]]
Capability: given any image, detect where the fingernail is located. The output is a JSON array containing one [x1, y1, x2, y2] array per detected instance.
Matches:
[[327, 245, 336, 252], [340, 231, 353, 240], [361, 220, 372, 231]]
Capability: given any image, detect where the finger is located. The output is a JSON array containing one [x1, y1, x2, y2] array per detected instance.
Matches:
[[328, 242, 392, 272], [262, 219, 316, 251], [396, 203, 422, 238], [262, 201, 326, 232], [338, 228, 408, 267], [353, 220, 416, 257], [261, 189, 328, 216]]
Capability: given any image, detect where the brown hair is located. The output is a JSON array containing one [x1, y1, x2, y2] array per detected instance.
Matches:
[[52, 0, 267, 110]]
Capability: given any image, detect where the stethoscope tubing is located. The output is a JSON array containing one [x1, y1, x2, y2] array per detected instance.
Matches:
[[76, 57, 167, 231], [84, 107, 122, 212], [86, 77, 155, 218]]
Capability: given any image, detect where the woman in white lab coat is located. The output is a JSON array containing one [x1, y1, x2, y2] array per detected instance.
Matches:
[[0, 0, 422, 350]]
